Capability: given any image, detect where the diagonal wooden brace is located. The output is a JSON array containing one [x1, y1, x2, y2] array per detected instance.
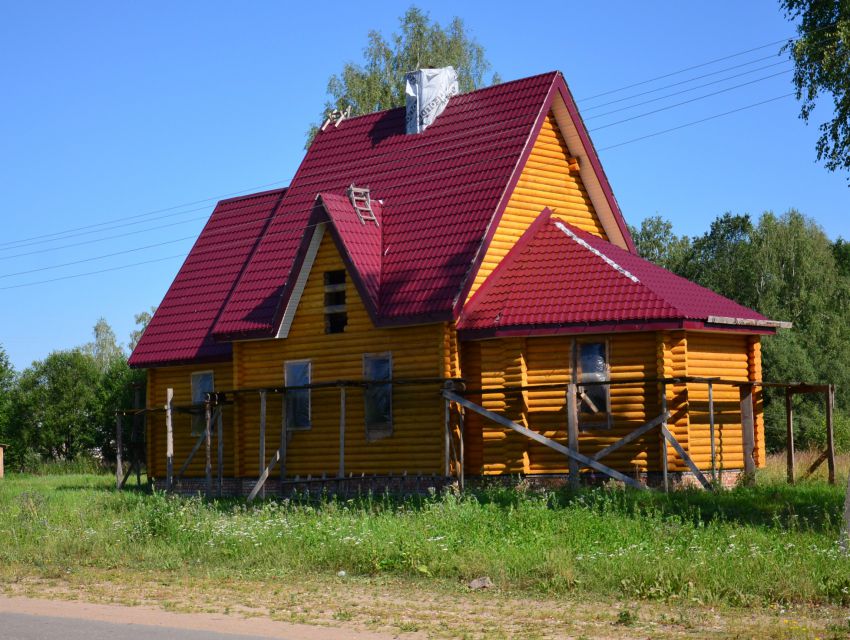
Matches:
[[443, 391, 645, 490], [248, 447, 283, 502], [660, 425, 712, 490], [591, 412, 670, 463]]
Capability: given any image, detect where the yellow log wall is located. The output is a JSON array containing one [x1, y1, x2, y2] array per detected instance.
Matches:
[[462, 330, 765, 475], [145, 362, 234, 479], [232, 232, 447, 477], [467, 111, 608, 300]]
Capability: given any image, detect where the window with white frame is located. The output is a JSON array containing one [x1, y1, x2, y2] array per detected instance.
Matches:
[[575, 341, 612, 428], [190, 371, 215, 436], [363, 353, 392, 437], [285, 360, 311, 431]]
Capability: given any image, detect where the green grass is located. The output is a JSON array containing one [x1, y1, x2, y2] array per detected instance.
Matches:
[[1, 469, 848, 610]]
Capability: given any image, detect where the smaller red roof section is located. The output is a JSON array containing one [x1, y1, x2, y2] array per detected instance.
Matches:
[[458, 209, 771, 337], [317, 192, 382, 313], [128, 188, 285, 368]]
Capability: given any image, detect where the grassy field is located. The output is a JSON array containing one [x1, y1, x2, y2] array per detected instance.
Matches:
[[1, 455, 849, 638]]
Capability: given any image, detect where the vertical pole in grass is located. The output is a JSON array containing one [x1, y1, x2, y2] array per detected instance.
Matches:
[[166, 387, 174, 492], [133, 384, 143, 487], [660, 381, 668, 493], [786, 387, 795, 484], [259, 390, 267, 500], [567, 382, 579, 490], [216, 404, 224, 497], [339, 385, 346, 479], [458, 404, 465, 493], [827, 384, 836, 486], [280, 389, 287, 494], [205, 397, 212, 498], [115, 412, 123, 490], [708, 381, 717, 486], [443, 386, 451, 478], [740, 384, 756, 484]]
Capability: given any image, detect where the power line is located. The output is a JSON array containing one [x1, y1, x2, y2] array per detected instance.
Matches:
[[596, 93, 795, 151], [578, 37, 791, 102], [0, 179, 290, 250], [582, 57, 788, 115], [589, 69, 792, 131]]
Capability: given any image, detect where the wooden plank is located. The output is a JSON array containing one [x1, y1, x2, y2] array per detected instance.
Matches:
[[740, 384, 756, 480], [443, 396, 450, 477], [827, 385, 836, 485], [801, 449, 829, 479], [176, 432, 205, 480], [443, 391, 645, 490], [115, 413, 123, 490], [660, 425, 712, 490], [280, 391, 287, 488], [259, 390, 266, 499], [591, 412, 669, 463], [786, 388, 795, 484], [165, 388, 174, 492], [708, 381, 717, 485], [566, 383, 579, 490], [458, 406, 465, 492], [216, 407, 223, 497], [339, 386, 346, 478], [204, 401, 212, 498], [247, 447, 282, 502], [133, 384, 143, 487], [660, 382, 668, 493]]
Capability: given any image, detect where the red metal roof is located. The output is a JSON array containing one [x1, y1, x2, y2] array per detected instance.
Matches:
[[457, 209, 770, 337], [317, 193, 382, 315], [128, 189, 284, 368], [213, 71, 601, 338]]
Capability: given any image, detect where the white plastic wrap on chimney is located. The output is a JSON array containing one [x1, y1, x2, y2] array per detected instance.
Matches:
[[405, 67, 459, 134]]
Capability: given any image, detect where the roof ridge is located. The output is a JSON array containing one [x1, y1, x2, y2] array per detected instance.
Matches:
[[217, 187, 287, 205], [553, 220, 640, 284]]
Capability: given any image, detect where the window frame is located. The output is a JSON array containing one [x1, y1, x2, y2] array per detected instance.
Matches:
[[572, 339, 612, 430], [284, 359, 312, 431], [324, 270, 348, 334], [363, 352, 393, 439], [190, 370, 215, 436]]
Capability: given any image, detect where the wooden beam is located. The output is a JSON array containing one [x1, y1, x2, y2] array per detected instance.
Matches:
[[133, 384, 143, 487], [115, 413, 123, 490], [801, 449, 829, 479], [660, 382, 668, 493], [258, 390, 266, 500], [786, 387, 795, 484], [708, 381, 717, 485], [204, 401, 212, 498], [279, 391, 287, 490], [827, 385, 836, 485], [591, 412, 669, 463], [458, 406, 465, 492], [247, 447, 283, 502], [176, 432, 205, 480], [740, 384, 756, 481], [339, 386, 346, 478], [706, 315, 792, 329], [216, 407, 224, 497], [566, 383, 580, 490], [165, 388, 174, 492], [443, 396, 450, 478], [443, 391, 645, 490], [660, 425, 712, 490]]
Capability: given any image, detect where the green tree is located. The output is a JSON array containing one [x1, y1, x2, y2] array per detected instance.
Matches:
[[0, 344, 15, 447], [628, 216, 692, 272], [834, 237, 850, 276], [129, 306, 156, 351], [781, 0, 850, 176], [308, 6, 499, 145], [83, 317, 124, 372]]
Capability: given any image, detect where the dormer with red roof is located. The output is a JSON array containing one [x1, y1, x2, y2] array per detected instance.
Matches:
[[131, 70, 784, 493]]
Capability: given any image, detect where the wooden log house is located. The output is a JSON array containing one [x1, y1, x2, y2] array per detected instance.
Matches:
[[129, 70, 787, 494]]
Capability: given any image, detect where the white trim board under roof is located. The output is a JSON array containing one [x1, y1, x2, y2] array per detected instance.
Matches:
[[276, 223, 326, 339]]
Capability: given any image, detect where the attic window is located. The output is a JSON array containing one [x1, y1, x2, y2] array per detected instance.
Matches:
[[324, 270, 347, 334]]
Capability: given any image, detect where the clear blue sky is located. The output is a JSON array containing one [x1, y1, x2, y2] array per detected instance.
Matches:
[[1, 1, 847, 371]]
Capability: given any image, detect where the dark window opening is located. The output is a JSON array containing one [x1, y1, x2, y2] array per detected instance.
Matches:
[[575, 341, 612, 429], [285, 361, 311, 430], [324, 270, 347, 333], [364, 354, 392, 438]]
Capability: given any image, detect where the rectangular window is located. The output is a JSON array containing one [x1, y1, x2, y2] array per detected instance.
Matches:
[[576, 341, 611, 428], [190, 371, 215, 436], [363, 353, 392, 437], [324, 270, 347, 334], [285, 360, 311, 430]]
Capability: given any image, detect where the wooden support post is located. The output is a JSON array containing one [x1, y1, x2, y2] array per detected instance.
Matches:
[[660, 382, 668, 493], [204, 400, 212, 498], [458, 406, 465, 493], [258, 390, 267, 500], [566, 383, 580, 490], [133, 384, 143, 487], [216, 407, 224, 497], [443, 395, 450, 478], [115, 413, 123, 490], [165, 388, 174, 492], [339, 386, 346, 478], [740, 384, 756, 482], [827, 385, 836, 485], [708, 381, 717, 485], [786, 387, 795, 484], [280, 391, 287, 490]]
